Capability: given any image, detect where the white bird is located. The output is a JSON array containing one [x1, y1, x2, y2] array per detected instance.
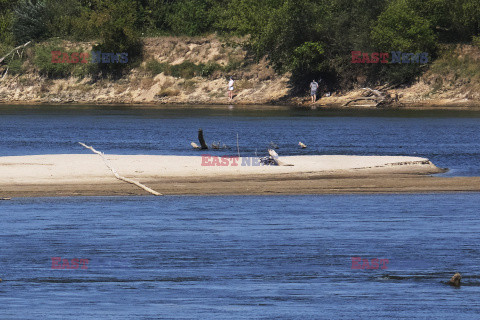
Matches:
[[191, 142, 200, 149], [298, 141, 307, 148]]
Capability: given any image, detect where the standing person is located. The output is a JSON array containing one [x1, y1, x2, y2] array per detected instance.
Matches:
[[310, 79, 319, 103], [228, 77, 235, 100]]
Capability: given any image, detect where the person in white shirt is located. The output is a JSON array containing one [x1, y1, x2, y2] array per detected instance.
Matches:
[[310, 79, 319, 103], [228, 77, 235, 100]]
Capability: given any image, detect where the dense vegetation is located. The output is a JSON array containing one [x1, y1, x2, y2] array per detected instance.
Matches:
[[1, 0, 479, 91]]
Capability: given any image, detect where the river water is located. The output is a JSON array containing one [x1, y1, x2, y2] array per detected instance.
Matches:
[[0, 105, 479, 319], [1, 105, 480, 176]]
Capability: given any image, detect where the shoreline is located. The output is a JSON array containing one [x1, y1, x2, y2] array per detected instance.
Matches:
[[1, 99, 480, 110], [2, 174, 480, 198], [3, 154, 479, 197]]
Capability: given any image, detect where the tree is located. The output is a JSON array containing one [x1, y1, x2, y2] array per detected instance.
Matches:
[[372, 0, 436, 53], [88, 0, 143, 77], [13, 0, 50, 44]]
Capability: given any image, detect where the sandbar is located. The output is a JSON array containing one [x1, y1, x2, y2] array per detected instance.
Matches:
[[1, 154, 479, 197]]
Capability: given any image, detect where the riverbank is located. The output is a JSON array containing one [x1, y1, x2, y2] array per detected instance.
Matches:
[[3, 154, 479, 197], [1, 36, 480, 108]]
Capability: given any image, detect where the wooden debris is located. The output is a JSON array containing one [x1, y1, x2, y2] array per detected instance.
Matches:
[[0, 41, 31, 65], [198, 129, 208, 150], [447, 273, 462, 287], [268, 149, 293, 166], [343, 87, 401, 108], [78, 142, 162, 196]]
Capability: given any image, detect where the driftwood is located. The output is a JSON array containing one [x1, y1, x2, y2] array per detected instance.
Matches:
[[0, 41, 31, 65], [268, 149, 293, 166], [198, 129, 208, 149], [79, 142, 162, 196], [447, 273, 462, 287], [343, 87, 400, 108], [0, 41, 31, 80]]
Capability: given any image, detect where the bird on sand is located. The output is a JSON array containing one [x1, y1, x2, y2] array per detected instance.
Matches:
[[298, 141, 307, 148]]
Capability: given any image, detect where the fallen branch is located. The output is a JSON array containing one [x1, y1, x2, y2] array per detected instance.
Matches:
[[343, 97, 377, 107], [343, 87, 400, 107], [0, 41, 31, 65], [1, 67, 8, 80], [78, 142, 162, 196]]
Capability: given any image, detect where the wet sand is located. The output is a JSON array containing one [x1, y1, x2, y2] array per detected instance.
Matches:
[[1, 154, 479, 197]]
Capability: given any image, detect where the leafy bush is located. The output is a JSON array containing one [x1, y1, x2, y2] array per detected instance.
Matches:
[[88, 0, 143, 77], [167, 0, 217, 36], [473, 35, 480, 48], [145, 60, 222, 78], [145, 60, 168, 75], [33, 40, 91, 78], [6, 58, 24, 75], [0, 11, 14, 46]]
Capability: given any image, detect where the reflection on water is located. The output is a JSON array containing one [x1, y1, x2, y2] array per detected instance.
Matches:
[[0, 194, 480, 319], [0, 104, 480, 176]]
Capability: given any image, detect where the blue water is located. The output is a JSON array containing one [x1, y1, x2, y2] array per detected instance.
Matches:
[[1, 194, 479, 319], [1, 105, 480, 318], [0, 105, 480, 176]]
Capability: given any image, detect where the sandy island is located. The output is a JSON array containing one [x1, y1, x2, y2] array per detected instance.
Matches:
[[1, 154, 480, 197]]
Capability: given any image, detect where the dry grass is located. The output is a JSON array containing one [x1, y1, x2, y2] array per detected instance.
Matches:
[[235, 79, 254, 90], [140, 78, 155, 89], [157, 88, 180, 97], [182, 79, 198, 94]]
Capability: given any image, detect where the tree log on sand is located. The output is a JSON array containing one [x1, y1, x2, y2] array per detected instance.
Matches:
[[343, 87, 400, 108], [79, 142, 162, 196]]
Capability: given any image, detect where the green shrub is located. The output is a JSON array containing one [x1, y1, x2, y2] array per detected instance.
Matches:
[[145, 60, 222, 79], [33, 40, 91, 78], [0, 11, 14, 46], [473, 35, 480, 48], [89, 0, 143, 78], [6, 58, 23, 75], [145, 60, 168, 75]]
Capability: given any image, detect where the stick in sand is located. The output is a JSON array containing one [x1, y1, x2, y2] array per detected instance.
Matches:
[[236, 133, 240, 157], [78, 142, 162, 196]]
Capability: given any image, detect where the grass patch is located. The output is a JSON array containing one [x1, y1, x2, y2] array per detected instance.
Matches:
[[429, 46, 480, 84], [235, 79, 254, 90], [33, 39, 93, 78], [145, 59, 228, 79], [183, 79, 198, 93]]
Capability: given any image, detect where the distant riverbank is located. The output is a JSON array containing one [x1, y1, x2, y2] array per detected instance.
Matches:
[[1, 36, 480, 109]]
